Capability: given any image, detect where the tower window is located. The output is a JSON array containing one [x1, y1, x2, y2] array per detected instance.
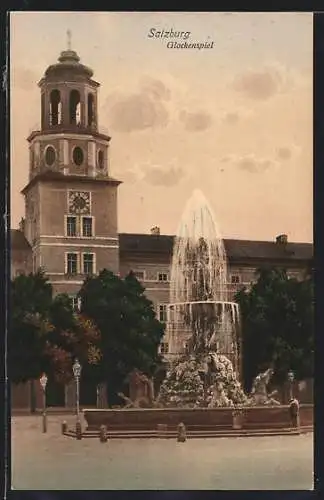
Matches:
[[83, 253, 95, 275], [49, 89, 62, 126], [158, 272, 168, 282], [66, 216, 77, 237], [158, 304, 167, 322], [69, 89, 81, 125], [44, 146, 56, 167], [66, 253, 78, 275], [97, 150, 104, 169], [87, 93, 95, 126], [73, 147, 84, 166], [82, 217, 93, 237]]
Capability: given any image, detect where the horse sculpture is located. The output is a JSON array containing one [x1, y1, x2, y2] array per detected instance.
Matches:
[[118, 369, 155, 408], [249, 368, 280, 405]]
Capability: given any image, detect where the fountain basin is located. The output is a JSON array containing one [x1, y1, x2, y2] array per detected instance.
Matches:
[[83, 404, 313, 433]]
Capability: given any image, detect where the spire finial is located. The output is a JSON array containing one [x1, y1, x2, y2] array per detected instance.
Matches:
[[67, 29, 72, 50]]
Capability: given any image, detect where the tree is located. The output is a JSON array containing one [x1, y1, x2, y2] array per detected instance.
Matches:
[[10, 272, 101, 386], [46, 294, 102, 384], [10, 270, 54, 383], [235, 267, 314, 391], [78, 269, 165, 406]]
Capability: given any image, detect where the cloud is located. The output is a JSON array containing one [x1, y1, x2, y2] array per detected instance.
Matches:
[[232, 65, 294, 100], [104, 78, 170, 133], [179, 110, 212, 131], [276, 147, 292, 161], [141, 77, 171, 101], [12, 67, 39, 91], [142, 163, 185, 187], [220, 154, 278, 173], [222, 107, 253, 125], [119, 169, 138, 184], [118, 159, 186, 187], [223, 112, 239, 125]]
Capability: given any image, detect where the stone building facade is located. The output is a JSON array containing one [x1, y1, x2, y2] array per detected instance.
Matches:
[[10, 44, 313, 410]]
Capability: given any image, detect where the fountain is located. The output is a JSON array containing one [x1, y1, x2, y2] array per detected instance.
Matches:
[[82, 190, 312, 436], [157, 189, 245, 408], [166, 189, 240, 364]]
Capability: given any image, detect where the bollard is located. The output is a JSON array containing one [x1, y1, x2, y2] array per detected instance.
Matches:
[[289, 398, 300, 428], [157, 423, 168, 438], [232, 410, 244, 430], [99, 425, 108, 443], [61, 421, 68, 435], [42, 411, 47, 433], [76, 420, 82, 440], [177, 422, 187, 442]]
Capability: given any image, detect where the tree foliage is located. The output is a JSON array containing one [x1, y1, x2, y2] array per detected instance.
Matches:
[[10, 271, 100, 384], [235, 267, 314, 390], [78, 269, 165, 405]]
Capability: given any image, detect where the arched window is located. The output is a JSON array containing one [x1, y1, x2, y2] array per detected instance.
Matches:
[[70, 90, 81, 125], [87, 93, 95, 127], [50, 89, 62, 126], [41, 93, 45, 127], [97, 150, 104, 169]]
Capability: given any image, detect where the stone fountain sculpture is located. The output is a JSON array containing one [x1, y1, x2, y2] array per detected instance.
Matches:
[[118, 190, 282, 410], [155, 190, 282, 409], [249, 368, 280, 406]]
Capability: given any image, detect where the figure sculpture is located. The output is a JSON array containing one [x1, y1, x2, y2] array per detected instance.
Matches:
[[119, 369, 154, 408], [249, 368, 280, 405]]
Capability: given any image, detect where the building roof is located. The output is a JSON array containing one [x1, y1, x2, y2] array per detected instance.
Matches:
[[11, 230, 31, 251], [10, 229, 313, 263], [119, 233, 313, 263]]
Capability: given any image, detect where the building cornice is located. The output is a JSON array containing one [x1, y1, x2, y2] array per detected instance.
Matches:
[[21, 171, 122, 194], [27, 128, 111, 143]]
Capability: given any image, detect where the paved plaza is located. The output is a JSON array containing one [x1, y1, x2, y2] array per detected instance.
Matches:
[[11, 415, 313, 490]]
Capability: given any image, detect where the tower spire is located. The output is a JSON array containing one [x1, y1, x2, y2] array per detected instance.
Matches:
[[67, 29, 72, 50]]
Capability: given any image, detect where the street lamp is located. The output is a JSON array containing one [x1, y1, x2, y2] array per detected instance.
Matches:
[[287, 370, 295, 401], [39, 373, 48, 433], [72, 358, 82, 422]]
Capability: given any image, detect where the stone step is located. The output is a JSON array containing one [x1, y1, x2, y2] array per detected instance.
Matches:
[[64, 426, 311, 439]]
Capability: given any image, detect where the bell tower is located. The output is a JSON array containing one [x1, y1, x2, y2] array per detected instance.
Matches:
[[22, 33, 121, 296]]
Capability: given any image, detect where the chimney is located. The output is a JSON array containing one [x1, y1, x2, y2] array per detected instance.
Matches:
[[19, 217, 26, 235], [150, 226, 160, 236], [276, 234, 288, 245]]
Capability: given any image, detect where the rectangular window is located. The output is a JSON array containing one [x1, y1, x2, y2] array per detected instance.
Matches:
[[158, 272, 168, 282], [70, 296, 81, 312], [66, 253, 78, 274], [133, 270, 145, 280], [158, 304, 167, 322], [160, 342, 169, 354], [82, 217, 93, 237], [231, 275, 241, 284], [67, 216, 77, 237], [83, 253, 94, 275]]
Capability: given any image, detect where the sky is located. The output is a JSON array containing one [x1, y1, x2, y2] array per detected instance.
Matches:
[[10, 12, 313, 242]]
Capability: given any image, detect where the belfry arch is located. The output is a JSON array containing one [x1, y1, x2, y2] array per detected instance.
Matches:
[[87, 93, 95, 127], [49, 89, 62, 126], [69, 89, 81, 125]]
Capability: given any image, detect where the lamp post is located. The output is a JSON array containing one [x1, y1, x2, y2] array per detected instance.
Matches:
[[72, 358, 82, 422], [287, 370, 295, 402], [39, 373, 48, 433]]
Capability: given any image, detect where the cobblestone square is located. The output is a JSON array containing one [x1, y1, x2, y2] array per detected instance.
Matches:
[[11, 415, 314, 490]]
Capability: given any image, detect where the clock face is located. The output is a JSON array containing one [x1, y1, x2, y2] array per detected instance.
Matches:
[[68, 191, 90, 214]]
